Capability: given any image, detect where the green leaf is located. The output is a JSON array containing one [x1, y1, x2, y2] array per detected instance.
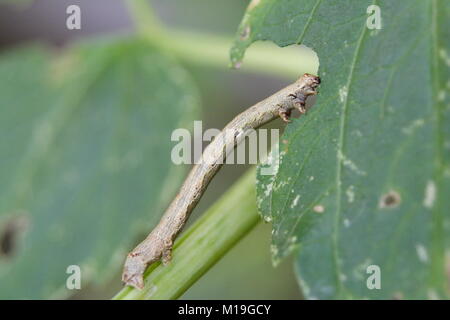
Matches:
[[0, 39, 199, 299], [235, 0, 450, 299]]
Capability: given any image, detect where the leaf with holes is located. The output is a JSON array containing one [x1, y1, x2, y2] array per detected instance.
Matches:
[[0, 39, 199, 299], [234, 0, 450, 299]]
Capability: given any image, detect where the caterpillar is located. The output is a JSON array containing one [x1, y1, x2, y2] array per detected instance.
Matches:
[[122, 73, 321, 289]]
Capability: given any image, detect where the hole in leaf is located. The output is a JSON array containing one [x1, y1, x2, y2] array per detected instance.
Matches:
[[240, 25, 251, 40], [313, 205, 325, 213], [237, 42, 319, 78], [0, 215, 29, 258], [379, 191, 401, 209]]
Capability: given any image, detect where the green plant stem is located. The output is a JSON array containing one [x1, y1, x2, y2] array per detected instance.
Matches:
[[113, 168, 259, 300], [125, 1, 318, 79], [125, 0, 164, 38]]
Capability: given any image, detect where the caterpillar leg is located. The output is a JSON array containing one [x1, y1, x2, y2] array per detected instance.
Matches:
[[288, 93, 307, 114], [278, 107, 292, 123]]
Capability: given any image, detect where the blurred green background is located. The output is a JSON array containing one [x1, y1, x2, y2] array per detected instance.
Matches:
[[0, 0, 316, 299]]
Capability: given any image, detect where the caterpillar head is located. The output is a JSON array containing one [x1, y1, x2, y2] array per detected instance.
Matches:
[[299, 73, 321, 91]]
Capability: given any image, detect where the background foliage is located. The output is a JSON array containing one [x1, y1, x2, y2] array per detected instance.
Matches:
[[0, 39, 199, 299]]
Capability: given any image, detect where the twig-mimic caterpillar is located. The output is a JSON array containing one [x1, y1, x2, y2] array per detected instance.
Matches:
[[122, 73, 321, 289]]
